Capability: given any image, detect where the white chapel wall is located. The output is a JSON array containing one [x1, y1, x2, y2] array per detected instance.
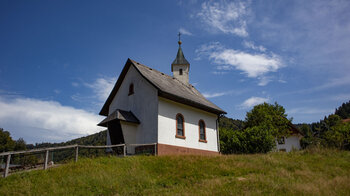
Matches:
[[158, 97, 219, 152], [109, 65, 158, 144]]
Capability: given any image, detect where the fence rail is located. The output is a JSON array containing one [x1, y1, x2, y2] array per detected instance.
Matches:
[[0, 143, 157, 178]]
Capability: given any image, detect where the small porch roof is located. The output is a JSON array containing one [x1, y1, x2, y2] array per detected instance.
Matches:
[[98, 109, 140, 127]]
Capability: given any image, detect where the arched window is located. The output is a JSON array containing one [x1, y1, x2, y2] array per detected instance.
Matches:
[[128, 83, 134, 96], [175, 113, 185, 139], [198, 120, 207, 142]]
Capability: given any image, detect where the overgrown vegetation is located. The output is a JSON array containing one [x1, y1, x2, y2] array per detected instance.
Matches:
[[220, 100, 350, 154], [220, 102, 292, 154], [299, 101, 350, 150], [1, 149, 349, 195]]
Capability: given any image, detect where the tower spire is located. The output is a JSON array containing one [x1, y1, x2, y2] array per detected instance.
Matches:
[[172, 32, 190, 85]]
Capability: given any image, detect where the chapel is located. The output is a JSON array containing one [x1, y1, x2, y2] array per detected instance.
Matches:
[[98, 37, 226, 155]]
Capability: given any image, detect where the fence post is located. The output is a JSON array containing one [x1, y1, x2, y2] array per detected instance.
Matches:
[[44, 150, 49, 170], [123, 144, 126, 157], [75, 145, 79, 162], [154, 143, 157, 156], [4, 154, 11, 177]]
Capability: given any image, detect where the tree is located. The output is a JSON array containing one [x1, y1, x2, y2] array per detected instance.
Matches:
[[220, 102, 292, 154], [299, 124, 321, 149], [0, 128, 16, 152], [335, 100, 350, 119], [219, 116, 245, 131], [245, 102, 292, 137], [323, 120, 350, 150], [15, 138, 27, 151]]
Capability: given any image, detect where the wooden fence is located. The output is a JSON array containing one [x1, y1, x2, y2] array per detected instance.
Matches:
[[0, 143, 157, 178]]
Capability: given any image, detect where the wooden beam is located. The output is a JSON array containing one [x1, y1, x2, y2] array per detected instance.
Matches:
[[0, 145, 78, 156], [44, 150, 49, 170], [3, 154, 11, 177], [75, 146, 79, 162]]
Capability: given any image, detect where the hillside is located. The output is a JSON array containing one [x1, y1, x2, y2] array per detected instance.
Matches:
[[1, 149, 349, 195], [29, 130, 107, 149]]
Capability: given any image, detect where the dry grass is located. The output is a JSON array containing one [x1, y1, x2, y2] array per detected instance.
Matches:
[[0, 149, 349, 195]]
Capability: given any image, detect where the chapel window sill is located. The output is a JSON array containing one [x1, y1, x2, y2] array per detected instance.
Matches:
[[199, 139, 207, 143], [175, 135, 186, 139]]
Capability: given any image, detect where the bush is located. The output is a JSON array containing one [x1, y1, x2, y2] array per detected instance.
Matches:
[[220, 125, 275, 154], [323, 122, 350, 150]]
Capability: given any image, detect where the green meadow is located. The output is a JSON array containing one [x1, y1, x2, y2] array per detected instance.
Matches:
[[1, 149, 350, 195]]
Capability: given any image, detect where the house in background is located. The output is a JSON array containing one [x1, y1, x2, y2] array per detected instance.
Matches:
[[98, 39, 226, 155], [276, 124, 303, 152]]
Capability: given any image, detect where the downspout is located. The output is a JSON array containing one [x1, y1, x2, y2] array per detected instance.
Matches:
[[216, 115, 221, 153]]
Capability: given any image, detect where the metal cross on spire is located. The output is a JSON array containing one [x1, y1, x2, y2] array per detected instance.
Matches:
[[178, 32, 182, 45]]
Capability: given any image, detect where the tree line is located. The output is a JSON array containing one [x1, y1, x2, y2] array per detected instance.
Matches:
[[220, 100, 350, 154], [1, 100, 349, 158]]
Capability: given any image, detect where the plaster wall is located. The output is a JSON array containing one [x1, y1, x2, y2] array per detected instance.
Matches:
[[172, 65, 189, 85], [109, 65, 158, 144], [121, 122, 138, 154], [158, 97, 218, 152], [276, 135, 301, 152]]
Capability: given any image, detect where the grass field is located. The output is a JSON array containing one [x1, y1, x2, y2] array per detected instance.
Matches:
[[1, 149, 350, 195]]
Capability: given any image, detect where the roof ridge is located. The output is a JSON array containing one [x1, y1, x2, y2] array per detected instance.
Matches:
[[122, 58, 226, 115], [131, 59, 200, 94]]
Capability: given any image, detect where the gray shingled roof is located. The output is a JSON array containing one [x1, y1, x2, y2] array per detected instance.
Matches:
[[131, 59, 226, 114], [99, 59, 226, 116]]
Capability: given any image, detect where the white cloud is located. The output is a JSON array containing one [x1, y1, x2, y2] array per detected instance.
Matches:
[[0, 97, 104, 143], [240, 96, 269, 108], [287, 107, 333, 115], [196, 42, 284, 78], [84, 77, 116, 102], [281, 76, 350, 96], [203, 91, 229, 98], [179, 27, 193, 36], [197, 0, 249, 37], [212, 71, 228, 75], [242, 41, 266, 52], [257, 76, 271, 86], [72, 82, 79, 87], [253, 1, 350, 76]]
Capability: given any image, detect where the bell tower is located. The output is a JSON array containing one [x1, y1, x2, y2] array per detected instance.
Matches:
[[171, 32, 190, 85]]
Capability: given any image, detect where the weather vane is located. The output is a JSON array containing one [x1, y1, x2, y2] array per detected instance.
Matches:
[[178, 32, 182, 45]]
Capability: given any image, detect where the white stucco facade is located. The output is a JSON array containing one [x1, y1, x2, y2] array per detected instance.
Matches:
[[102, 60, 223, 155], [158, 97, 219, 152], [109, 65, 159, 144], [276, 135, 302, 152]]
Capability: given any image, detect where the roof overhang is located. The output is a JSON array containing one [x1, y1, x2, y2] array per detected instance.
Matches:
[[98, 109, 140, 127], [158, 91, 226, 115]]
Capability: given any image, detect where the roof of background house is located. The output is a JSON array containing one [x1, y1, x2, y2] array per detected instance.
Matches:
[[342, 118, 350, 123], [289, 123, 304, 136], [99, 58, 226, 116]]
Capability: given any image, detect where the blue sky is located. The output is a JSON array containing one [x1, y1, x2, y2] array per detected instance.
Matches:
[[1, 0, 349, 143]]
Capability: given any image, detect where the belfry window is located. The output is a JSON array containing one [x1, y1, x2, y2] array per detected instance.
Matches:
[[128, 83, 134, 96], [179, 69, 183, 75], [176, 113, 185, 139]]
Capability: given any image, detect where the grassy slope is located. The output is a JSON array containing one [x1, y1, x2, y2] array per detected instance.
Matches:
[[1, 149, 350, 195]]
